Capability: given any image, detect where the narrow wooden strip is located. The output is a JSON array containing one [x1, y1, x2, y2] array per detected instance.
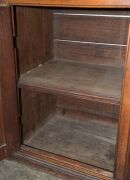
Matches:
[[8, 0, 130, 8], [115, 25, 130, 180], [0, 6, 20, 154]]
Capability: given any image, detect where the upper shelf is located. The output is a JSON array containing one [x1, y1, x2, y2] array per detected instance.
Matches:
[[8, 0, 130, 8], [19, 60, 123, 105]]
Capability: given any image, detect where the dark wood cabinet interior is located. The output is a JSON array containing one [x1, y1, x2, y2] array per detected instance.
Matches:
[[1, 3, 130, 180], [15, 6, 128, 176]]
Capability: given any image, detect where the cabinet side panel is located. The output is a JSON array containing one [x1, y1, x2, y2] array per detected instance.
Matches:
[[21, 89, 57, 141], [15, 6, 53, 74]]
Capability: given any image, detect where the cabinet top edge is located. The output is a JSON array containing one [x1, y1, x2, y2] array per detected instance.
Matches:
[[7, 0, 130, 8]]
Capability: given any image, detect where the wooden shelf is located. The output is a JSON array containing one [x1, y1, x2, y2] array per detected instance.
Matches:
[[19, 60, 123, 104], [24, 113, 117, 171]]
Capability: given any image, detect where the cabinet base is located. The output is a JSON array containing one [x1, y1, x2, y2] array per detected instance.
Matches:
[[10, 145, 113, 180]]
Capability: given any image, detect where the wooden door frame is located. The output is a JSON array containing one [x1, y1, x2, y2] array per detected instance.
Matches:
[[0, 4, 20, 156], [115, 26, 130, 180], [0, 84, 7, 160]]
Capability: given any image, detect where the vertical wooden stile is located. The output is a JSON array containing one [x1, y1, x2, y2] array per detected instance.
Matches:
[[115, 25, 130, 180]]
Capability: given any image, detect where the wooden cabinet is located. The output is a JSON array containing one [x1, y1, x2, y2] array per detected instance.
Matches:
[[1, 1, 130, 180]]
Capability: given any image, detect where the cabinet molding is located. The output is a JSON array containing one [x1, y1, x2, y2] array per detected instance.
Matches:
[[8, 0, 130, 8]]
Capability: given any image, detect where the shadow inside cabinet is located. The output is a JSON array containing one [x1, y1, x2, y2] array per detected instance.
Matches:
[[12, 6, 130, 180]]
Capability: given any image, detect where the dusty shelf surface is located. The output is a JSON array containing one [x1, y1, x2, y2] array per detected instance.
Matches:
[[24, 113, 117, 172], [19, 60, 123, 104]]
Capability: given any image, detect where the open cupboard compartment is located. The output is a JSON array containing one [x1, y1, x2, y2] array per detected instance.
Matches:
[[14, 6, 130, 179]]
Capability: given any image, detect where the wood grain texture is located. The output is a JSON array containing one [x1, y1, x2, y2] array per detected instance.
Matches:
[[54, 13, 129, 45], [19, 60, 123, 104], [53, 9, 129, 68], [18, 145, 113, 180], [8, 0, 130, 8], [24, 113, 117, 172], [18, 88, 115, 179], [15, 6, 53, 74], [54, 40, 126, 67], [0, 85, 7, 160], [57, 96, 119, 120], [115, 26, 130, 180], [0, 85, 5, 148], [0, 6, 19, 154], [21, 90, 56, 140], [4, 6, 130, 180], [0, 147, 7, 160]]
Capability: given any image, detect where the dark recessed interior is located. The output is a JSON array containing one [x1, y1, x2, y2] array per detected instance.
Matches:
[[15, 7, 129, 172]]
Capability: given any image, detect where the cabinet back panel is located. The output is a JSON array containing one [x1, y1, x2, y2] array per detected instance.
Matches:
[[21, 90, 119, 141], [54, 40, 126, 67], [54, 12, 129, 44], [15, 8, 129, 70], [53, 9, 129, 67], [57, 96, 119, 121], [21, 90, 118, 172]]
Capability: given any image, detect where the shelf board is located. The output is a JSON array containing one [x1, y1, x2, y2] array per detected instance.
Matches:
[[24, 113, 117, 171], [19, 60, 123, 105]]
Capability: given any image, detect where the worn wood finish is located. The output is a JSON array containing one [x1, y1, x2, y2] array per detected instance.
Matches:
[[57, 96, 119, 120], [8, 0, 130, 8], [0, 82, 7, 160], [0, 5, 130, 180], [0, 147, 7, 160], [24, 113, 117, 171], [20, 88, 119, 175], [54, 13, 129, 45], [20, 89, 118, 172], [15, 6, 53, 74], [54, 40, 126, 67], [115, 26, 130, 180], [11, 152, 101, 180], [15, 8, 129, 73], [19, 60, 123, 104], [53, 9, 129, 68], [14, 6, 130, 180], [0, 86, 5, 148], [15, 145, 113, 180], [21, 89, 56, 140], [0, 6, 19, 154]]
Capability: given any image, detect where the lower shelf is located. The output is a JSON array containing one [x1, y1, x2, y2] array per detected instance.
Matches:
[[24, 113, 117, 172]]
